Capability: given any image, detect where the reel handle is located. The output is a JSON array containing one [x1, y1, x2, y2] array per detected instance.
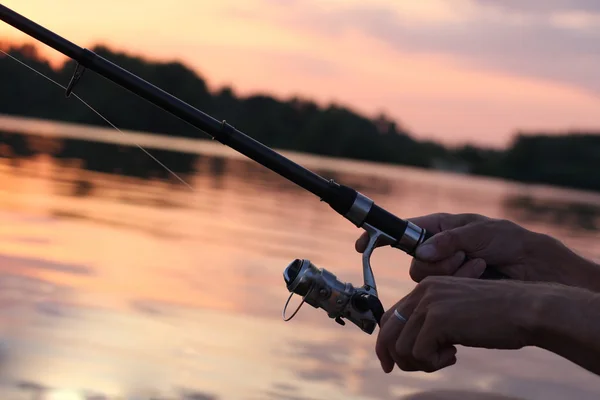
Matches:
[[418, 230, 509, 280]]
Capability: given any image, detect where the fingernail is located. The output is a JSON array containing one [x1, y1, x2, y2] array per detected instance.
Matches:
[[453, 251, 466, 264], [416, 244, 437, 260]]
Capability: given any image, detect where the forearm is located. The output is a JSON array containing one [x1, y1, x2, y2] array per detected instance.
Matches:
[[530, 284, 600, 376]]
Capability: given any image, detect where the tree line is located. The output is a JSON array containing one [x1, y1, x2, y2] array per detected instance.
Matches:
[[1, 42, 599, 192]]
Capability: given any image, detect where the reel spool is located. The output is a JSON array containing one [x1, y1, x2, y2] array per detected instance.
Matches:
[[282, 259, 384, 334]]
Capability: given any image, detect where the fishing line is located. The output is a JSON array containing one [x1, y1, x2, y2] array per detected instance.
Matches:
[[0, 48, 304, 250], [0, 48, 284, 260], [0, 49, 195, 191]]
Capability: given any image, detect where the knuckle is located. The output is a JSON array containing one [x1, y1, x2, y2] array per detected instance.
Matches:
[[441, 213, 483, 229], [414, 279, 430, 295], [396, 348, 413, 362], [420, 291, 439, 308], [418, 276, 433, 287], [497, 218, 520, 233], [444, 228, 460, 242], [415, 277, 449, 305], [437, 212, 454, 226], [412, 346, 429, 364], [483, 217, 514, 234], [474, 219, 505, 245], [427, 307, 446, 322], [491, 216, 509, 226], [437, 229, 459, 249], [419, 275, 444, 288], [462, 213, 485, 222], [482, 218, 500, 230]]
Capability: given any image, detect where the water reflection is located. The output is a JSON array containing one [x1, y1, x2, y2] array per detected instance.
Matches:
[[0, 254, 93, 276], [2, 120, 600, 399], [400, 390, 524, 400], [11, 380, 220, 400], [0, 129, 393, 199]]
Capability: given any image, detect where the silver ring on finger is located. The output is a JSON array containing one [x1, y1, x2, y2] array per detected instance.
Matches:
[[394, 309, 407, 323]]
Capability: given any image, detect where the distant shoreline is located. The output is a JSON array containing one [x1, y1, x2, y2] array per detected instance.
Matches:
[[3, 113, 600, 205], [2, 42, 600, 194]]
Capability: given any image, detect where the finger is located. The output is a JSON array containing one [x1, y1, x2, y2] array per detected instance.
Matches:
[[430, 346, 458, 372], [385, 311, 410, 372], [376, 310, 406, 373], [415, 224, 485, 262], [394, 308, 426, 371], [412, 313, 453, 372], [355, 231, 369, 253], [377, 294, 420, 373], [453, 258, 487, 279], [418, 345, 458, 373], [380, 308, 393, 328], [378, 291, 423, 373], [379, 291, 414, 328], [354, 232, 391, 253], [409, 251, 466, 282], [393, 308, 458, 372]]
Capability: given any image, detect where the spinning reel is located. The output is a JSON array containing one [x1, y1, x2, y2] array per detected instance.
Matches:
[[282, 222, 415, 334]]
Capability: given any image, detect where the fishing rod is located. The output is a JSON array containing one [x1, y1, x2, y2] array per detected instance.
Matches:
[[0, 4, 508, 334]]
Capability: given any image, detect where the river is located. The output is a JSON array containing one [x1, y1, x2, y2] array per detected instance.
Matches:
[[1, 115, 600, 400]]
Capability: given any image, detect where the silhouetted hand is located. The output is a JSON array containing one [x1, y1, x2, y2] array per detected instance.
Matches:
[[355, 213, 600, 292], [376, 276, 539, 374]]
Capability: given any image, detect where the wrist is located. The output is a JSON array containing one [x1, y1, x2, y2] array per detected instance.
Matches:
[[524, 231, 600, 292], [521, 280, 600, 376], [520, 283, 566, 348], [524, 283, 598, 349]]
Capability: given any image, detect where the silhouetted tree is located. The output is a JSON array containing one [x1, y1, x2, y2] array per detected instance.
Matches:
[[2, 42, 600, 192]]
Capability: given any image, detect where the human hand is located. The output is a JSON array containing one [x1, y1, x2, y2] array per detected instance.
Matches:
[[375, 275, 540, 373], [355, 213, 600, 291]]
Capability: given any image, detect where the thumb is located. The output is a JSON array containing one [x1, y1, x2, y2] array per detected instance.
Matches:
[[415, 225, 480, 262]]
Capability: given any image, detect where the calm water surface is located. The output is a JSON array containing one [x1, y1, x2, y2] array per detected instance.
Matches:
[[2, 117, 600, 400]]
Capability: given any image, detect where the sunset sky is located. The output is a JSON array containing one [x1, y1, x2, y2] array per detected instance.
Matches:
[[2, 0, 600, 148]]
